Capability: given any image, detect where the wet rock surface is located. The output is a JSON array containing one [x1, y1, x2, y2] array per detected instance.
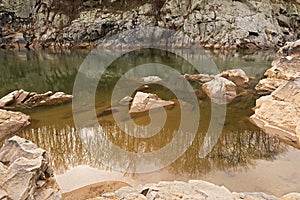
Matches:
[[0, 136, 62, 200], [0, 89, 72, 109], [0, 109, 30, 141]]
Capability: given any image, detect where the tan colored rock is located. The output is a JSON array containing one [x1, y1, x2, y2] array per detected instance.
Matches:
[[250, 79, 300, 147], [280, 192, 300, 200], [129, 92, 174, 114], [183, 73, 215, 83], [0, 109, 30, 141], [256, 40, 300, 95], [221, 69, 249, 88], [0, 89, 72, 109], [0, 136, 62, 200], [202, 76, 237, 104]]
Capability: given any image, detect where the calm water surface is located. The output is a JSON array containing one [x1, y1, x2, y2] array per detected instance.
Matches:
[[0, 49, 299, 196]]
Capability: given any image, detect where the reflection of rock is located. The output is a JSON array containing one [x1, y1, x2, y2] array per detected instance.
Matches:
[[202, 76, 237, 105], [221, 69, 249, 88], [0, 89, 72, 108], [0, 136, 62, 200], [0, 109, 30, 140], [250, 78, 300, 147], [256, 40, 300, 95], [129, 92, 174, 114]]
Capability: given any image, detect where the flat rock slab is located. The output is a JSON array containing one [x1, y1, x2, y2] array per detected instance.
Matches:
[[0, 89, 73, 109], [250, 78, 300, 147], [129, 92, 174, 114], [0, 109, 30, 141], [0, 136, 62, 200]]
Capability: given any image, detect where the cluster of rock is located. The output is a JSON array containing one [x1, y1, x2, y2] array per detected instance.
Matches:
[[94, 180, 300, 200], [1, 0, 300, 50], [250, 40, 300, 148], [0, 136, 61, 199], [255, 40, 300, 95], [184, 69, 249, 104], [0, 89, 73, 109]]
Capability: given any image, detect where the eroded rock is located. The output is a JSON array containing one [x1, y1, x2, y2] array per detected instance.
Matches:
[[183, 73, 215, 83], [0, 89, 73, 109], [129, 91, 174, 114], [0, 136, 62, 200], [0, 109, 30, 141], [202, 76, 237, 104], [250, 78, 300, 147], [256, 40, 300, 95]]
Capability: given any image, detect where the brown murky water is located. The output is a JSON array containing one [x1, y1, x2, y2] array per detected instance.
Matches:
[[1, 49, 299, 196]]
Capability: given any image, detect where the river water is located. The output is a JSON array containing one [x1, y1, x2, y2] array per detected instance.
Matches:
[[0, 49, 299, 196]]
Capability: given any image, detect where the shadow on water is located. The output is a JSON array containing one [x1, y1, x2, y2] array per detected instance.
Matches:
[[1, 48, 297, 195]]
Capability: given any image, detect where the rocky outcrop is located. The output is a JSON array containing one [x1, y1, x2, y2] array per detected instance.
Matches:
[[1, 0, 300, 49], [256, 40, 300, 95], [129, 91, 174, 114], [184, 69, 249, 104], [0, 136, 61, 199], [94, 180, 300, 200], [250, 78, 300, 148], [0, 109, 30, 140], [0, 89, 72, 109]]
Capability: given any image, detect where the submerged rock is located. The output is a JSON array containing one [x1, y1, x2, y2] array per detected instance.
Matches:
[[250, 78, 300, 147], [129, 91, 174, 114], [202, 76, 237, 104], [0, 89, 72, 109], [0, 136, 62, 200], [0, 109, 30, 141], [256, 40, 300, 95], [141, 76, 162, 84]]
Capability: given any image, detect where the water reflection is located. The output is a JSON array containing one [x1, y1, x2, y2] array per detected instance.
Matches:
[[19, 122, 287, 177]]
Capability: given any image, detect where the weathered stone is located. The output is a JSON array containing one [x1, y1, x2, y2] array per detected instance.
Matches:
[[0, 89, 72, 109], [0, 136, 61, 200], [0, 109, 30, 141], [250, 79, 300, 147], [129, 91, 174, 114], [256, 40, 300, 94], [100, 180, 235, 200], [280, 193, 300, 200], [183, 73, 215, 83], [202, 76, 237, 104], [221, 69, 249, 88], [233, 192, 278, 200]]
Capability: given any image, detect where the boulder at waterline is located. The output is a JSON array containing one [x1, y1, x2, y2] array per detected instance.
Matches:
[[0, 109, 30, 141], [129, 91, 174, 114], [202, 76, 237, 105], [183, 73, 215, 83], [221, 69, 249, 88], [250, 78, 300, 147], [0, 89, 73, 109], [0, 136, 62, 200]]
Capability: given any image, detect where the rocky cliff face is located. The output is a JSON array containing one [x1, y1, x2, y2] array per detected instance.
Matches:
[[0, 0, 300, 50]]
